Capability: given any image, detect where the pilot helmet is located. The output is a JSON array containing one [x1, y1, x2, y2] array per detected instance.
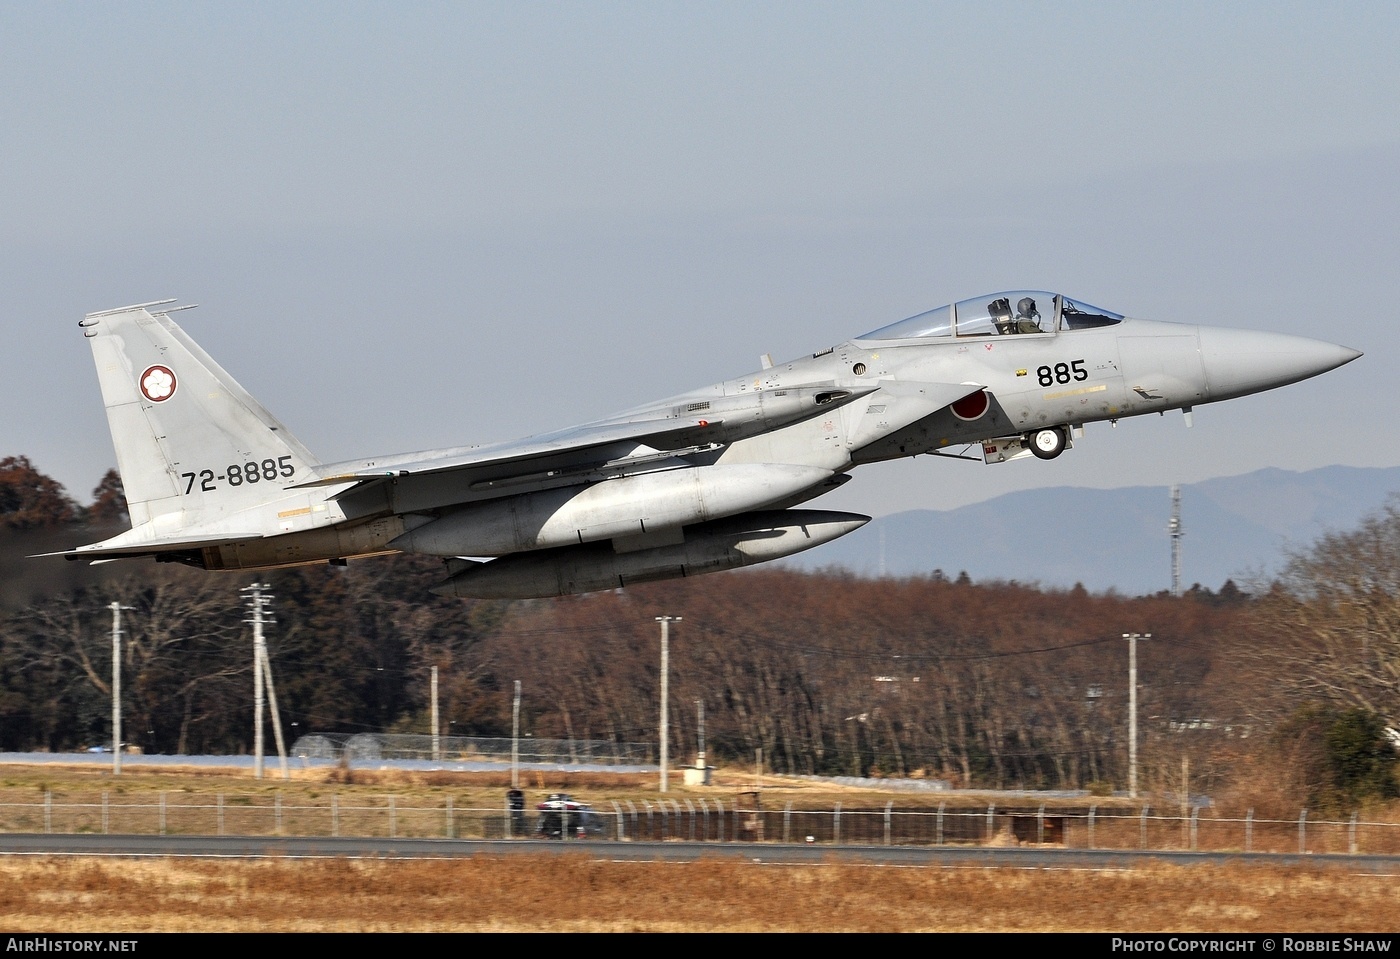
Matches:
[[1016, 297, 1039, 319]]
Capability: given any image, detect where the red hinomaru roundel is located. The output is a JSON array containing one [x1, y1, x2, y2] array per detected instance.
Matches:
[[139, 365, 177, 403], [950, 388, 989, 421]]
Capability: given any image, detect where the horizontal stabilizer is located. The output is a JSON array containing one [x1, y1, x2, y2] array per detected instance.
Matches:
[[33, 532, 264, 563]]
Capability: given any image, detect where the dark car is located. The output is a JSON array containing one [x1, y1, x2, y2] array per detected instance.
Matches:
[[535, 793, 606, 839]]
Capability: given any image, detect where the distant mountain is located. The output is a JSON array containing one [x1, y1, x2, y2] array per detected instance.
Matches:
[[785, 465, 1400, 595]]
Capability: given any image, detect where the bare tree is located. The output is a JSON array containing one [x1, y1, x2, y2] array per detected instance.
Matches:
[[1234, 499, 1400, 730]]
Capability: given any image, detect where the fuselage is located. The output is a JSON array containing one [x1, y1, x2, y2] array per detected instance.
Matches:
[[660, 294, 1359, 476], [69, 291, 1359, 596]]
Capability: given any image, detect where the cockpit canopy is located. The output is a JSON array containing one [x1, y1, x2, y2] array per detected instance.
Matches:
[[855, 291, 1123, 341]]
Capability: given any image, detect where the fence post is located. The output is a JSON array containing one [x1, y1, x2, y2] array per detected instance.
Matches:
[[103, 791, 109, 836], [160, 792, 166, 836], [217, 793, 224, 837], [611, 801, 626, 842], [390, 795, 397, 838], [626, 800, 638, 842], [937, 802, 945, 846], [716, 800, 724, 842], [834, 802, 841, 845], [447, 795, 454, 839], [783, 802, 792, 844], [1139, 806, 1149, 850], [985, 804, 995, 844], [332, 793, 339, 838], [276, 791, 283, 835], [1037, 804, 1045, 845], [1349, 811, 1359, 855], [684, 800, 695, 842], [1245, 807, 1253, 853], [44, 790, 52, 834], [1088, 804, 1096, 850], [1298, 808, 1308, 854], [884, 802, 892, 846], [1189, 806, 1199, 851]]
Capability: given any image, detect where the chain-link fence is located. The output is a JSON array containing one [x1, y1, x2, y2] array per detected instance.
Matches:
[[6, 792, 1400, 854]]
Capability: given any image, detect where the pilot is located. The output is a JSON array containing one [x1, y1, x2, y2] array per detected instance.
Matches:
[[1015, 297, 1041, 334]]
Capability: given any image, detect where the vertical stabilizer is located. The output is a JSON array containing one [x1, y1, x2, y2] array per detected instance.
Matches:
[[79, 301, 321, 531]]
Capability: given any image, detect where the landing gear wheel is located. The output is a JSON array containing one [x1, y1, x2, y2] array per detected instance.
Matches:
[[1028, 426, 1066, 460]]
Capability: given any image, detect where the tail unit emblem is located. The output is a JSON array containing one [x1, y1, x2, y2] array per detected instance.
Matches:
[[139, 365, 177, 402]]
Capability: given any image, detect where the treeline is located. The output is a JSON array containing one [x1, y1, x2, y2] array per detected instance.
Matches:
[[1, 458, 1396, 805]]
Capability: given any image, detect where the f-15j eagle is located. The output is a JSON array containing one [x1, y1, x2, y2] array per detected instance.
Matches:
[[49, 291, 1359, 598]]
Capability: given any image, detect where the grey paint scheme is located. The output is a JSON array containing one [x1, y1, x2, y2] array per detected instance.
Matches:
[[47, 294, 1361, 598]]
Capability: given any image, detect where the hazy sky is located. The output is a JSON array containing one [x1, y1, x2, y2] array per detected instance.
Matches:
[[5, 1, 1397, 519]]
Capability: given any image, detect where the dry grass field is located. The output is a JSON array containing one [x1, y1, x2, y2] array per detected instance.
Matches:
[[2, 855, 1398, 932], [2, 762, 1398, 932], [0, 762, 914, 817]]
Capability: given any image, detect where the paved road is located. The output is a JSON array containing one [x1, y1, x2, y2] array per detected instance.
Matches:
[[3, 833, 1400, 873]]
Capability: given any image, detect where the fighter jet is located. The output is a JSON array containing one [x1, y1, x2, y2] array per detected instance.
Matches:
[[50, 291, 1359, 598]]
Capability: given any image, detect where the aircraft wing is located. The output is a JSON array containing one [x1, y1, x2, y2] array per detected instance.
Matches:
[[297, 414, 727, 489], [303, 380, 983, 515], [48, 371, 985, 565], [303, 413, 792, 518]]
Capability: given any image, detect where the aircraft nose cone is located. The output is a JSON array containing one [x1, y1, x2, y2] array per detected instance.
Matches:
[[1197, 326, 1362, 402]]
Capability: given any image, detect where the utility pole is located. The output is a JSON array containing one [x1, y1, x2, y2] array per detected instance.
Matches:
[[695, 699, 705, 772], [109, 602, 132, 776], [512, 680, 522, 789], [656, 616, 681, 793], [1169, 485, 1183, 598], [261, 644, 289, 780], [431, 665, 440, 762], [1123, 632, 1151, 799], [243, 584, 274, 779]]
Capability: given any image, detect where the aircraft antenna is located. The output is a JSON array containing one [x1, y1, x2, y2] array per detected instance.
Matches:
[[1168, 485, 1183, 597]]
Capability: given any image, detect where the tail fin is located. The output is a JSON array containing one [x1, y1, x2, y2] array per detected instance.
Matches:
[[79, 300, 321, 531]]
